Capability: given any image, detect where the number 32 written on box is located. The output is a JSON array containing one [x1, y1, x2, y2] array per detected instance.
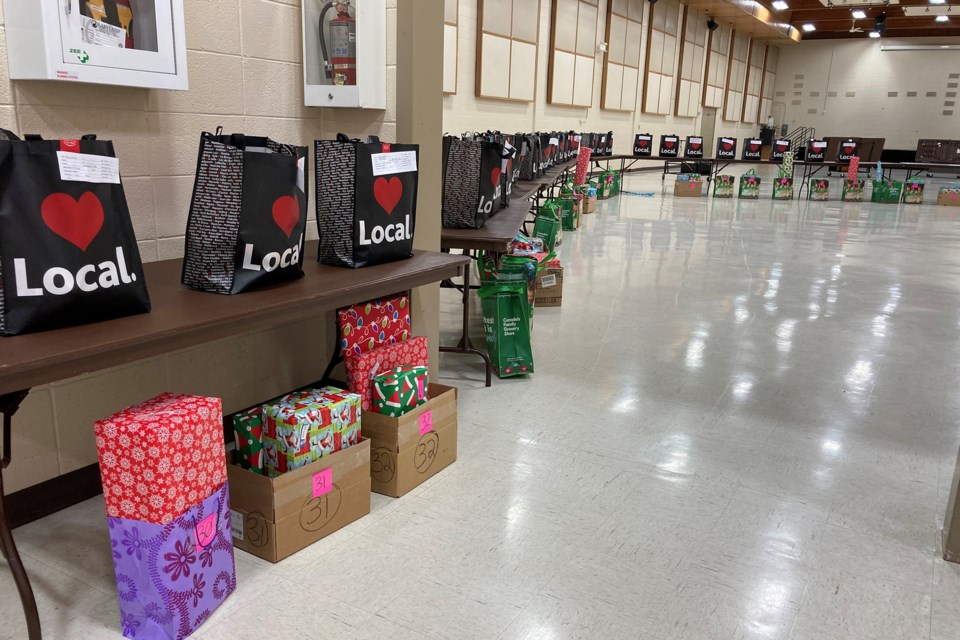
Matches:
[[312, 468, 333, 498]]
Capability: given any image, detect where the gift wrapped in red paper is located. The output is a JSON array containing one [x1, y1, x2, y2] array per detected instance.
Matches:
[[345, 336, 429, 411], [337, 294, 411, 356], [95, 393, 227, 524]]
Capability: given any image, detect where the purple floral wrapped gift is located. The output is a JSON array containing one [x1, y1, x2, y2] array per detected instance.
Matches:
[[107, 482, 236, 640]]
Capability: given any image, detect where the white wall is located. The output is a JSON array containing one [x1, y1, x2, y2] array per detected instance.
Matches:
[[774, 37, 960, 149], [444, 0, 766, 154]]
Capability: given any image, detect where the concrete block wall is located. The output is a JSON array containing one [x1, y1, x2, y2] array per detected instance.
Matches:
[[0, 0, 401, 493], [774, 37, 960, 149], [443, 0, 766, 155]]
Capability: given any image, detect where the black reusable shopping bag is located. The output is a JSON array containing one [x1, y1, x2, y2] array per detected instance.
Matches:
[[519, 133, 542, 180], [442, 135, 508, 229], [634, 133, 653, 157], [182, 131, 308, 293], [0, 129, 150, 335], [315, 135, 418, 268]]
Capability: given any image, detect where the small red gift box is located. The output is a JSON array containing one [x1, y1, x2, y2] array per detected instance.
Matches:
[[344, 336, 429, 411], [337, 294, 411, 356], [95, 393, 227, 524]]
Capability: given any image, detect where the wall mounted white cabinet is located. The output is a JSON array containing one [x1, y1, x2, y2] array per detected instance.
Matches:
[[2, 0, 188, 90], [302, 0, 386, 109]]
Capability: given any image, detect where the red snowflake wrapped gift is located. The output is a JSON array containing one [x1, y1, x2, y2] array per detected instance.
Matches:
[[95, 393, 227, 524]]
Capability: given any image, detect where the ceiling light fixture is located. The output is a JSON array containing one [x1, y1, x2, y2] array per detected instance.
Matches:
[[802, 22, 816, 31], [773, 0, 789, 9], [852, 9, 866, 18], [931, 0, 947, 5], [869, 30, 881, 37], [937, 14, 950, 20]]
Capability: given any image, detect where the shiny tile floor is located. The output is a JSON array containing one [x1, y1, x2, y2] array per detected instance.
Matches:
[[5, 168, 960, 639]]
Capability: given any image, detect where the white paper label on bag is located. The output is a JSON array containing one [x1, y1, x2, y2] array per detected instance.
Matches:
[[549, 137, 559, 146], [297, 156, 305, 191], [230, 510, 244, 541], [574, 135, 582, 142], [371, 151, 418, 176], [57, 151, 120, 184], [504, 141, 514, 152], [541, 274, 557, 288]]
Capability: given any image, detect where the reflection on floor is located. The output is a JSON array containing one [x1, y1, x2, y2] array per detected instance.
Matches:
[[4, 168, 960, 639]]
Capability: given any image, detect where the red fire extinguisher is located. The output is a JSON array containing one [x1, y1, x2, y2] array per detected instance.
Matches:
[[319, 1, 356, 86]]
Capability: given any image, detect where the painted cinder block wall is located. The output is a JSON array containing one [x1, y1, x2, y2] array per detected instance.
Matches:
[[773, 37, 960, 149], [443, 0, 769, 155], [0, 0, 404, 492]]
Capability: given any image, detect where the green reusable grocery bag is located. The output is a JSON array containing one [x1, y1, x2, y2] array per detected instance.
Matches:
[[481, 252, 537, 313], [713, 175, 735, 198], [871, 180, 903, 204], [478, 280, 534, 378], [842, 179, 864, 202], [598, 170, 615, 199], [611, 171, 621, 196], [902, 180, 924, 204], [739, 170, 761, 199], [772, 177, 793, 200], [533, 201, 562, 252], [559, 196, 577, 231], [808, 179, 829, 201]]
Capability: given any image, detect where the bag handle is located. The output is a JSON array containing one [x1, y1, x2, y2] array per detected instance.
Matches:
[[0, 129, 20, 141]]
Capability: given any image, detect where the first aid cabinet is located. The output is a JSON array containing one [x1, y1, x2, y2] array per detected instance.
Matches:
[[2, 0, 188, 90]]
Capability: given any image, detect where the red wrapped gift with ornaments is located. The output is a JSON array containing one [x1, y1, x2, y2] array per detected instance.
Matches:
[[95, 393, 227, 524], [337, 294, 411, 356], [345, 336, 429, 411], [574, 147, 592, 186]]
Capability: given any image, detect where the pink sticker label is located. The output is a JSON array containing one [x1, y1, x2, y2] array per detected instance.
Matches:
[[312, 468, 333, 498], [419, 410, 433, 436], [195, 513, 217, 549]]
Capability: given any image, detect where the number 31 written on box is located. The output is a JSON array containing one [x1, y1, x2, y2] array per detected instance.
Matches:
[[312, 468, 333, 498], [419, 410, 433, 436]]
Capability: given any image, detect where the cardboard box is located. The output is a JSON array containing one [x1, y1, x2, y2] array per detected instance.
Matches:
[[361, 384, 458, 498], [674, 180, 703, 197], [227, 439, 371, 562], [583, 195, 596, 213], [938, 188, 960, 207], [534, 267, 563, 307]]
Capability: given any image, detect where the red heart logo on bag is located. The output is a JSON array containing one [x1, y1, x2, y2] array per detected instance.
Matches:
[[665, 141, 675, 149], [40, 192, 104, 251], [374, 176, 403, 215], [491, 167, 502, 186], [750, 143, 759, 151], [639, 140, 649, 148], [777, 142, 788, 151], [272, 195, 300, 238], [691, 143, 701, 150], [723, 142, 733, 150]]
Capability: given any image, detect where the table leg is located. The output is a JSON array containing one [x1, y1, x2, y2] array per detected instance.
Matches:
[[0, 390, 40, 640], [440, 256, 493, 387]]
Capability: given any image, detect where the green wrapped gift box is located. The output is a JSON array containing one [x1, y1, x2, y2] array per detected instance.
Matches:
[[232, 409, 265, 475], [372, 365, 430, 417]]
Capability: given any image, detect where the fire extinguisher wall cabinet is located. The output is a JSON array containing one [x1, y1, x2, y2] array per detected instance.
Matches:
[[302, 0, 387, 109], [2, 0, 188, 90]]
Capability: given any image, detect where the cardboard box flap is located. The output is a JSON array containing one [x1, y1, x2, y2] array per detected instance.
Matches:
[[361, 384, 457, 452]]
